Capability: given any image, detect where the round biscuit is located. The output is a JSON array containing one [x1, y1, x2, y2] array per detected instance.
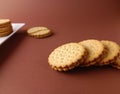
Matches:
[[0, 19, 11, 27], [78, 39, 105, 66], [27, 26, 52, 38], [0, 30, 13, 37], [48, 43, 86, 71], [0, 25, 13, 33], [99, 40, 120, 66], [111, 50, 120, 69]]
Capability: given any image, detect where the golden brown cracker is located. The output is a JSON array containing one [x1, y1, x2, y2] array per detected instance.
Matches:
[[48, 43, 87, 71], [98, 40, 120, 66], [79, 39, 105, 67], [27, 26, 52, 38]]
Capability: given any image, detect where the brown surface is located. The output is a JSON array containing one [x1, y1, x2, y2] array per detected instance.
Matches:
[[0, 0, 120, 94]]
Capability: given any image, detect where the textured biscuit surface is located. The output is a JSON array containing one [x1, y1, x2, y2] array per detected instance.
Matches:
[[27, 26, 52, 38], [48, 43, 86, 71], [111, 46, 120, 69], [79, 39, 105, 66], [99, 40, 120, 66], [112, 54, 120, 69]]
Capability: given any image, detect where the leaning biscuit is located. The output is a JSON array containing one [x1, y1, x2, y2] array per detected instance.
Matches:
[[78, 39, 105, 67], [48, 43, 87, 71], [112, 54, 120, 69], [98, 40, 120, 66], [27, 26, 52, 38]]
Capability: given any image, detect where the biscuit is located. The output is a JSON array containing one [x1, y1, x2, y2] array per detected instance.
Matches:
[[112, 54, 120, 69], [0, 25, 12, 33], [78, 39, 105, 67], [0, 30, 13, 37], [0, 19, 11, 27], [48, 43, 87, 71], [27, 26, 52, 38], [98, 40, 120, 66], [0, 19, 13, 37], [111, 46, 120, 69]]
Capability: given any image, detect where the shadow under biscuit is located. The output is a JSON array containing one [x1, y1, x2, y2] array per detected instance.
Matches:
[[0, 30, 27, 69], [62, 65, 113, 75]]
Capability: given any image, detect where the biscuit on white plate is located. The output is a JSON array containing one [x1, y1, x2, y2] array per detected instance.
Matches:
[[0, 19, 13, 37]]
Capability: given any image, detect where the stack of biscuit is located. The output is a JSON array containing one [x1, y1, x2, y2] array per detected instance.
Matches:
[[0, 19, 13, 37], [48, 39, 120, 71]]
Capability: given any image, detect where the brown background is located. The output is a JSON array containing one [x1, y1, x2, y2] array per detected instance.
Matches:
[[0, 0, 120, 94]]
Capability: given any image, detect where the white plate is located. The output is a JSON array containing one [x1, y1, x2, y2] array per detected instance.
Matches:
[[0, 23, 25, 45]]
